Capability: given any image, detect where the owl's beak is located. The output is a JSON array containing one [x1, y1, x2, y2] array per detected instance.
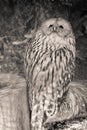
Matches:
[[53, 26, 58, 33], [53, 26, 57, 31]]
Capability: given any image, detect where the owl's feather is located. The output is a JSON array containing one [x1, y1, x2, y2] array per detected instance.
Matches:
[[24, 17, 76, 130]]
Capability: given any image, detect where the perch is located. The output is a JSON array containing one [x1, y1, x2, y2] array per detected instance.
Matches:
[[0, 73, 30, 130]]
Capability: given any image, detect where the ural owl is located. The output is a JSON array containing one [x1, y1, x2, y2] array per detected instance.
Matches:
[[24, 18, 76, 130]]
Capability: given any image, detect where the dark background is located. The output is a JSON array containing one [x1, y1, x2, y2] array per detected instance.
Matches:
[[0, 0, 87, 80]]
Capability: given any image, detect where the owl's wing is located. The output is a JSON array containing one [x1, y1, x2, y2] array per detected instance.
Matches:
[[24, 43, 34, 110], [24, 43, 33, 130]]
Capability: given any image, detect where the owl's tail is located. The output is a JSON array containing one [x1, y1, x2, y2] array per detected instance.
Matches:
[[44, 80, 87, 125]]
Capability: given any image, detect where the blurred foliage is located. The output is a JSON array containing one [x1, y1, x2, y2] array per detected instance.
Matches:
[[0, 0, 87, 79], [0, 0, 68, 76]]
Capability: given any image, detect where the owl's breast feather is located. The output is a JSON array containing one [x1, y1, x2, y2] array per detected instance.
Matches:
[[31, 47, 74, 97], [48, 33, 67, 48]]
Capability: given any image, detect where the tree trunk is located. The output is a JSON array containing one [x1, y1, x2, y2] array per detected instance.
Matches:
[[0, 73, 30, 130]]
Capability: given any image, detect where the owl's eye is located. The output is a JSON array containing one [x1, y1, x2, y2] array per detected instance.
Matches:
[[49, 24, 54, 28], [59, 25, 64, 29]]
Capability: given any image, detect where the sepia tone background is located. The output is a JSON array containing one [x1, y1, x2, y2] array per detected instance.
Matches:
[[0, 0, 87, 80], [0, 0, 87, 130]]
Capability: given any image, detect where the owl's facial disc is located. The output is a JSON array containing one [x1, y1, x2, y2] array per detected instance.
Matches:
[[48, 23, 66, 37], [40, 18, 72, 38]]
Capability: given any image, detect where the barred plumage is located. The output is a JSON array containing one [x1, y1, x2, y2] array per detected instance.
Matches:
[[24, 18, 76, 130]]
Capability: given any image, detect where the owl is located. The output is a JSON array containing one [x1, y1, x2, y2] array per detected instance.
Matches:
[[24, 17, 76, 130]]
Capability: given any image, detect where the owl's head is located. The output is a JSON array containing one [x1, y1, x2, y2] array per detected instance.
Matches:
[[35, 17, 75, 55], [39, 17, 73, 38]]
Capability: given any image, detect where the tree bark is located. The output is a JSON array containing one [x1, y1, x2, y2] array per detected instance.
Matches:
[[0, 73, 30, 130]]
